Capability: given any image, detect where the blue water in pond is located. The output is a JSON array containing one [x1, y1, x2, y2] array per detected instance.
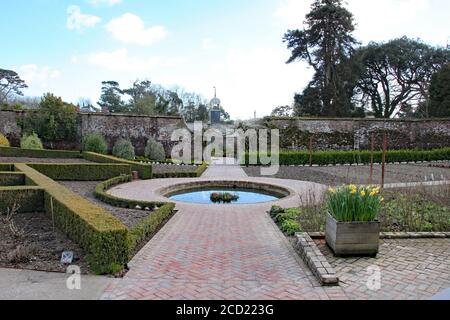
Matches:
[[169, 188, 282, 205]]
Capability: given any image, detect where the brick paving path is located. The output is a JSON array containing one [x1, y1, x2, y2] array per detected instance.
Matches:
[[101, 160, 450, 300]]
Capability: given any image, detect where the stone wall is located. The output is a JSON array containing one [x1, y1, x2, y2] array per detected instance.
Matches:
[[0, 110, 187, 156], [265, 118, 450, 151]]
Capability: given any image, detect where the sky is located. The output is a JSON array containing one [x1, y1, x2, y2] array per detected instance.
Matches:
[[1, 0, 449, 120]]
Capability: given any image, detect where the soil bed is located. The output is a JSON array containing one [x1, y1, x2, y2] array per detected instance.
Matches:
[[0, 211, 90, 274]]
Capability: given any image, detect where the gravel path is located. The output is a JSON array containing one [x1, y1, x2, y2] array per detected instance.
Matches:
[[152, 163, 199, 174], [244, 163, 450, 186], [59, 181, 151, 228], [0, 157, 91, 164]]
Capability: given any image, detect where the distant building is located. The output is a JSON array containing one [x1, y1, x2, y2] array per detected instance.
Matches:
[[209, 87, 221, 125]]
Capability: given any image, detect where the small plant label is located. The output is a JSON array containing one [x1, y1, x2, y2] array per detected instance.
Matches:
[[61, 251, 74, 265]]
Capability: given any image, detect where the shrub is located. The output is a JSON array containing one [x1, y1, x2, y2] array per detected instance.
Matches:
[[280, 219, 302, 236], [145, 137, 166, 162], [20, 133, 44, 150], [327, 185, 383, 222], [20, 93, 78, 144], [0, 172, 25, 186], [83, 152, 152, 179], [83, 133, 107, 154], [0, 186, 44, 213], [112, 139, 135, 161], [0, 133, 10, 147], [210, 192, 239, 203]]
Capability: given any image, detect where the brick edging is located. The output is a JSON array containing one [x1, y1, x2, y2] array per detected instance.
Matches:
[[294, 233, 339, 286], [308, 232, 450, 239]]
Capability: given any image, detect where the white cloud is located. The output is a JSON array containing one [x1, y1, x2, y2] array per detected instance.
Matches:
[[17, 65, 62, 89], [202, 38, 217, 50], [67, 5, 101, 31], [87, 0, 122, 6], [106, 13, 168, 46]]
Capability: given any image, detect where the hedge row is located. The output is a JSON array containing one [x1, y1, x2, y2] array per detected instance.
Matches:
[[128, 203, 175, 250], [152, 162, 208, 179], [0, 146, 82, 159], [27, 163, 132, 181], [15, 164, 129, 274], [244, 148, 450, 166], [0, 172, 25, 186], [0, 164, 14, 171], [95, 175, 166, 210], [83, 152, 152, 179], [0, 186, 45, 213]]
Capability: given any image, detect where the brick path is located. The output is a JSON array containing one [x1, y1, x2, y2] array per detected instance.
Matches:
[[101, 160, 450, 300]]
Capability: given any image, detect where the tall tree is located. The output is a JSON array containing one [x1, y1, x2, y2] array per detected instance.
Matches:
[[284, 0, 358, 116], [355, 37, 449, 118], [0, 69, 28, 104], [98, 81, 126, 113], [428, 64, 450, 118], [271, 105, 293, 117], [124, 80, 157, 115]]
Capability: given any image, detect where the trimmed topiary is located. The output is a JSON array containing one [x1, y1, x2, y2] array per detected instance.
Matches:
[[112, 139, 135, 160], [0, 133, 10, 147], [145, 137, 166, 162], [83, 133, 108, 154], [20, 133, 44, 150]]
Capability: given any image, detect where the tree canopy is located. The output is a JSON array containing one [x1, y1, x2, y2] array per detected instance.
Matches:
[[428, 64, 450, 118], [0, 68, 28, 104]]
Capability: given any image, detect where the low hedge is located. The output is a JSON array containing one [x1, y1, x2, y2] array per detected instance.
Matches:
[[0, 172, 25, 186], [83, 152, 152, 179], [27, 163, 132, 181], [128, 203, 175, 251], [244, 148, 450, 166], [152, 162, 208, 179], [15, 164, 129, 274], [0, 146, 81, 159], [0, 164, 14, 171], [95, 175, 166, 210], [0, 186, 45, 213]]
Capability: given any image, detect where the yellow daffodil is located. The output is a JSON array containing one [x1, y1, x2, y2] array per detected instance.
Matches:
[[328, 188, 337, 194], [360, 191, 366, 197], [380, 197, 385, 203]]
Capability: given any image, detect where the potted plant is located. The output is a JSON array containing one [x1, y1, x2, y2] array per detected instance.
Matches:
[[325, 185, 383, 256]]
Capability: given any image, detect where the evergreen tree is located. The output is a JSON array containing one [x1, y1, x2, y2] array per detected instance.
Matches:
[[428, 64, 450, 118]]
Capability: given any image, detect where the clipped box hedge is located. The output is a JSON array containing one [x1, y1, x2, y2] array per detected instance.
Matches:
[[27, 163, 132, 181], [0, 146, 82, 159], [0, 172, 25, 186], [15, 164, 129, 274], [83, 152, 152, 179], [0, 164, 14, 171], [95, 175, 166, 210], [152, 162, 208, 179], [244, 148, 450, 166], [0, 186, 45, 213]]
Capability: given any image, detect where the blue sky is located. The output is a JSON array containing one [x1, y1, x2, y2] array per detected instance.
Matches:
[[1, 0, 449, 119]]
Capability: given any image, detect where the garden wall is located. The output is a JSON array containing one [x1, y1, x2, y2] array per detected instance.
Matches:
[[266, 118, 450, 151], [0, 111, 187, 156]]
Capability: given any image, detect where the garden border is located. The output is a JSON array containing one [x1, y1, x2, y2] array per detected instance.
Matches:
[[0, 146, 82, 159]]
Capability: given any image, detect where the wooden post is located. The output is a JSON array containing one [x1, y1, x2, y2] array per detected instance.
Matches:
[[369, 132, 375, 185], [381, 131, 388, 189], [309, 136, 314, 167]]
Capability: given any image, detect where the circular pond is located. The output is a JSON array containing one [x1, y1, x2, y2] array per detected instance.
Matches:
[[160, 181, 292, 205]]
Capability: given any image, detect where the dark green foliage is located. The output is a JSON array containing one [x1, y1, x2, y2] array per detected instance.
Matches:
[[429, 64, 450, 118], [0, 186, 44, 213], [0, 172, 25, 186], [112, 139, 135, 161], [27, 163, 132, 181], [128, 203, 175, 251], [15, 164, 129, 274], [270, 207, 302, 236], [284, 0, 358, 117], [245, 148, 450, 166], [21, 93, 78, 144], [271, 105, 293, 117], [83, 152, 153, 179], [82, 133, 108, 154], [0, 146, 81, 158], [0, 164, 14, 171], [98, 81, 126, 113], [20, 133, 44, 150]]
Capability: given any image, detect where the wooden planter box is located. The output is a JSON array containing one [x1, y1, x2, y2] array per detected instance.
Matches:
[[325, 214, 380, 257]]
